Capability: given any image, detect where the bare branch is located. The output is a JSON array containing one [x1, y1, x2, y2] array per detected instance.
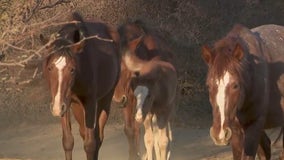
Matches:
[[39, 0, 71, 10], [32, 68, 39, 79], [0, 37, 58, 67], [66, 35, 114, 49], [1, 41, 41, 57], [23, 0, 71, 23], [23, 0, 44, 23], [0, 56, 32, 67]]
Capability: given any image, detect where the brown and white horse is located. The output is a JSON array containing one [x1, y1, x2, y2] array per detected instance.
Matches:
[[113, 20, 176, 160], [202, 24, 284, 160], [42, 13, 120, 160]]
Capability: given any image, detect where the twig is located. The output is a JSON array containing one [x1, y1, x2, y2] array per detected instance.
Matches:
[[0, 54, 35, 67], [1, 20, 78, 44], [21, 10, 70, 32], [23, 0, 71, 23], [23, 0, 44, 23], [39, 0, 71, 10], [0, 68, 7, 73], [18, 79, 32, 85], [2, 41, 34, 53], [32, 67, 38, 79], [66, 34, 114, 48], [88, 35, 114, 42], [0, 33, 113, 67], [0, 37, 57, 67]]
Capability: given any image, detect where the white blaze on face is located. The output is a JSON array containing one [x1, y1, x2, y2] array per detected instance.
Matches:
[[133, 85, 149, 123], [53, 56, 67, 115], [216, 71, 231, 139]]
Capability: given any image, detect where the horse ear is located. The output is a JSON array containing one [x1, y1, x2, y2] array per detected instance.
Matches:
[[201, 45, 213, 65], [233, 43, 244, 61], [70, 41, 85, 54], [128, 36, 143, 51]]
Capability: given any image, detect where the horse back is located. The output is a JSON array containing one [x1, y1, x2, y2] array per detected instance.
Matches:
[[251, 25, 284, 128]]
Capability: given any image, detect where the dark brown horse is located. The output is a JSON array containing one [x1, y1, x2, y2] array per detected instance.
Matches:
[[42, 13, 120, 160], [202, 24, 284, 160], [112, 20, 175, 160]]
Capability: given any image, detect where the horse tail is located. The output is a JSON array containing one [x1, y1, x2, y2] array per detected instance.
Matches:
[[272, 127, 283, 146]]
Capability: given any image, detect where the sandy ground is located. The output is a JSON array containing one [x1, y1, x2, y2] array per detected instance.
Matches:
[[0, 121, 282, 160]]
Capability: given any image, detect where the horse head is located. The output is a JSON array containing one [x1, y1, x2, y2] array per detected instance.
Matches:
[[202, 40, 248, 145], [42, 33, 84, 117]]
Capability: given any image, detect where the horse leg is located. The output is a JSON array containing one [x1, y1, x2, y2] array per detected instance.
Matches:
[[123, 104, 140, 160], [282, 126, 284, 160], [157, 126, 170, 160], [242, 121, 264, 160], [83, 98, 96, 160], [83, 101, 110, 160], [156, 114, 171, 160], [95, 90, 114, 159], [84, 127, 96, 160], [143, 113, 154, 160], [167, 122, 173, 160], [61, 109, 74, 160], [83, 107, 104, 160], [230, 128, 243, 160], [134, 120, 141, 159], [256, 131, 271, 160], [152, 114, 161, 160], [71, 96, 85, 139]]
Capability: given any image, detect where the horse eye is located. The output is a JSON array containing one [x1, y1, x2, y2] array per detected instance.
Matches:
[[70, 68, 75, 74], [233, 83, 239, 89], [48, 66, 52, 71]]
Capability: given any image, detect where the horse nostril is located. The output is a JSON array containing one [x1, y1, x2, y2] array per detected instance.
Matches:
[[121, 95, 128, 104], [224, 127, 232, 141], [61, 103, 67, 112]]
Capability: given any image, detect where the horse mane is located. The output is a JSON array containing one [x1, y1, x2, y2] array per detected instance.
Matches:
[[214, 24, 246, 51], [209, 24, 251, 87]]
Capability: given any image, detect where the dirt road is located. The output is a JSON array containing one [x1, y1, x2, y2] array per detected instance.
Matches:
[[0, 122, 282, 160]]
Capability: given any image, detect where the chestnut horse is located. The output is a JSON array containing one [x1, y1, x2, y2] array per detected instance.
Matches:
[[112, 20, 176, 160], [202, 24, 284, 159], [42, 13, 120, 160]]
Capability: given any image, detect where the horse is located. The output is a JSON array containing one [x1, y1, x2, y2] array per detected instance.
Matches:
[[112, 20, 176, 160], [41, 12, 120, 160], [201, 24, 284, 160]]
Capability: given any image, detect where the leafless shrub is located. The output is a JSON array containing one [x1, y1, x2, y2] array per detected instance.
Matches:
[[0, 1, 76, 87]]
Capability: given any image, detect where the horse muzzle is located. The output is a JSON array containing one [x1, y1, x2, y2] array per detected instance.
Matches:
[[209, 126, 232, 146], [50, 102, 67, 117]]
